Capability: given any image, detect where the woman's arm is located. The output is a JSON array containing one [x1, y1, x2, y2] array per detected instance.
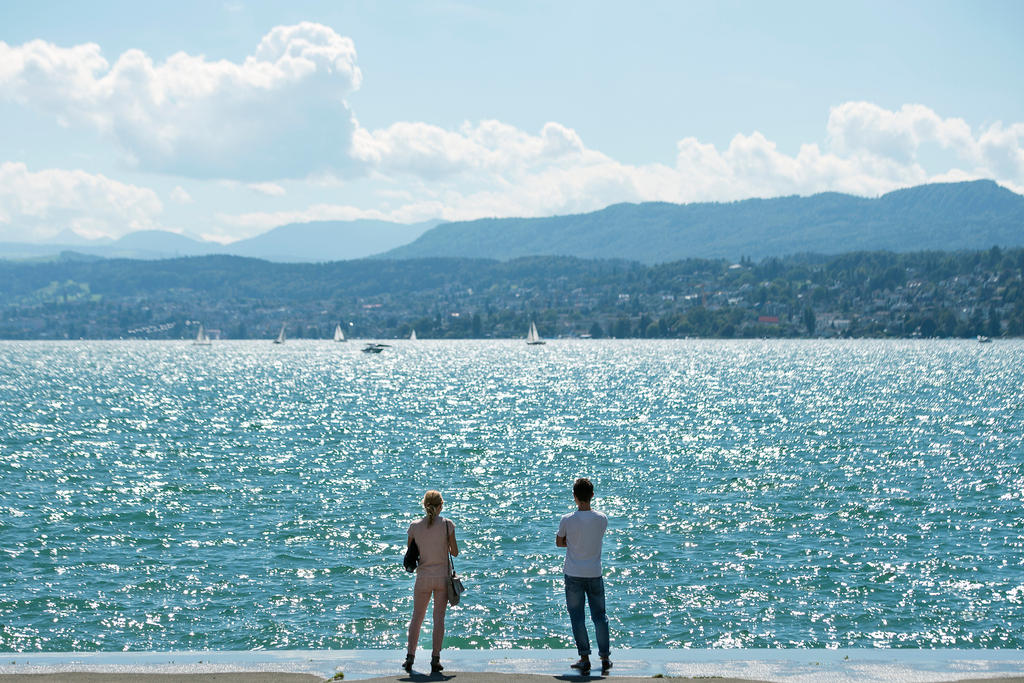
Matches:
[[448, 520, 459, 557]]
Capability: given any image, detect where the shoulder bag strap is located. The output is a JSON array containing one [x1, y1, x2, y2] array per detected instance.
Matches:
[[446, 519, 456, 575]]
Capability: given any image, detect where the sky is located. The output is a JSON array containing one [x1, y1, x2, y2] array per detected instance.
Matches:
[[0, 0, 1022, 244]]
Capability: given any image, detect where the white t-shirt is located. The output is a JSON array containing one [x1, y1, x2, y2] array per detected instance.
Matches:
[[558, 509, 608, 578]]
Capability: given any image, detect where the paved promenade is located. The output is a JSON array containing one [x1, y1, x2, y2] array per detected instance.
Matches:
[[1, 649, 1023, 682]]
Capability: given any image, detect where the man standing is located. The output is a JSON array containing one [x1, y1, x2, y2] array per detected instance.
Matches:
[[556, 477, 611, 674]]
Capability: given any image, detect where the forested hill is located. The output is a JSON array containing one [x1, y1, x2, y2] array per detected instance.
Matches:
[[382, 180, 1024, 264], [1, 248, 1022, 340]]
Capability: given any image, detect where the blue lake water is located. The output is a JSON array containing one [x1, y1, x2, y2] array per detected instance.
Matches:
[[1, 339, 1022, 652]]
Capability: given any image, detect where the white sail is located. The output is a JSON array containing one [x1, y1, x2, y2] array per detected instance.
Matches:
[[194, 324, 211, 345], [334, 324, 346, 342], [526, 321, 545, 345], [274, 324, 286, 344], [409, 329, 417, 341]]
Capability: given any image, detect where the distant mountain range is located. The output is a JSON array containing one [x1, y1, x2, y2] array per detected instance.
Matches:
[[1, 180, 1021, 264], [222, 219, 438, 261], [382, 180, 1024, 263], [0, 219, 438, 262]]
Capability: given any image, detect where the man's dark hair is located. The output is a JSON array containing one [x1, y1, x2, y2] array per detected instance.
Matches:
[[573, 477, 594, 502]]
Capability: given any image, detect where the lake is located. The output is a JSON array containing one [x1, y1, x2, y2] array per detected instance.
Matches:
[[1, 339, 1022, 651]]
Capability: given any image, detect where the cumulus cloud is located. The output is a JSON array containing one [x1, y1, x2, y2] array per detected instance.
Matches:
[[247, 182, 287, 197], [215, 101, 1024, 240], [826, 102, 975, 162], [976, 121, 1024, 179], [170, 186, 193, 204], [671, 132, 927, 200], [0, 162, 163, 241], [351, 120, 587, 179], [345, 102, 1024, 222], [0, 23, 362, 179], [820, 102, 1023, 190], [9, 82, 1023, 242], [343, 119, 653, 220], [6, 19, 1022, 234]]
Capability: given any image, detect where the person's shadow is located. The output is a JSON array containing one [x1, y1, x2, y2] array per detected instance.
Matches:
[[398, 675, 603, 682]]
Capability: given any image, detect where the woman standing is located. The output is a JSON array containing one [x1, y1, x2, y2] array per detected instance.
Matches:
[[405, 490, 459, 673]]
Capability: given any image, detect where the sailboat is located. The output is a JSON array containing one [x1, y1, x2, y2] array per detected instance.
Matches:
[[333, 324, 346, 342], [409, 329, 417, 341], [273, 324, 286, 344], [526, 321, 545, 345], [193, 324, 212, 346]]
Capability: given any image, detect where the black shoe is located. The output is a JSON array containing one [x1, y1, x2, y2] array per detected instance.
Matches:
[[571, 658, 591, 674], [430, 656, 444, 673], [600, 658, 612, 673], [402, 654, 414, 673]]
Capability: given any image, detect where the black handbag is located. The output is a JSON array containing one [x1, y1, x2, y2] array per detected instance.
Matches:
[[403, 538, 419, 573]]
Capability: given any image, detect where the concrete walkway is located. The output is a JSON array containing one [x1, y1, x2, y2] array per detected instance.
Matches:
[[2, 649, 1023, 682]]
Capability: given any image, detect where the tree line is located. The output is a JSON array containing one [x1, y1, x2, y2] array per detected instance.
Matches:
[[1, 247, 1022, 339]]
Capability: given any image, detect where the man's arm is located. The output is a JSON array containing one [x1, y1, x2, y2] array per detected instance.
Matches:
[[556, 515, 568, 548]]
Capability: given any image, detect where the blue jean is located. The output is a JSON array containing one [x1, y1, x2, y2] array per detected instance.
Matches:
[[564, 574, 610, 657]]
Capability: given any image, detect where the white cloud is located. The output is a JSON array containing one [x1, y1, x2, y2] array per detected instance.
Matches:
[[823, 101, 1024, 189], [976, 121, 1024, 179], [0, 23, 362, 180], [214, 102, 1024, 240], [170, 186, 193, 204], [247, 182, 287, 197], [9, 89, 1021, 244], [7, 18, 1022, 235], [826, 102, 976, 163], [351, 119, 587, 179], [0, 162, 163, 241], [671, 132, 928, 200], [345, 102, 1024, 223]]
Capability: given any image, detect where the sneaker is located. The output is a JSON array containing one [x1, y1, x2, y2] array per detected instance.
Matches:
[[571, 658, 592, 674]]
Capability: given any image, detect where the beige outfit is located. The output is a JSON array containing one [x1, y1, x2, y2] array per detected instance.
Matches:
[[406, 516, 455, 657]]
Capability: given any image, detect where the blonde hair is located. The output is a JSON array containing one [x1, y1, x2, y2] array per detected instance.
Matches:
[[423, 490, 443, 526]]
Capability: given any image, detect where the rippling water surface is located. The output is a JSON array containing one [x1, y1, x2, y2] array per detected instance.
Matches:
[[1, 340, 1022, 651]]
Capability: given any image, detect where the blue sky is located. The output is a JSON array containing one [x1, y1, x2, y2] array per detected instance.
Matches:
[[1, 0, 1022, 243]]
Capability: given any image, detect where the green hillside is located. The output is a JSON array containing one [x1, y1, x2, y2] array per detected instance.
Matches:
[[381, 180, 1024, 263], [2, 248, 1022, 340]]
